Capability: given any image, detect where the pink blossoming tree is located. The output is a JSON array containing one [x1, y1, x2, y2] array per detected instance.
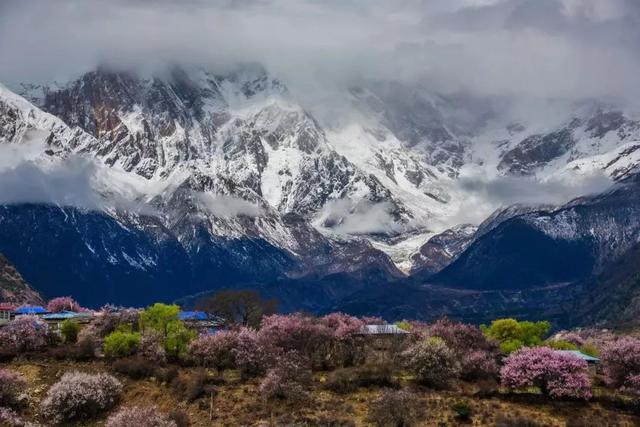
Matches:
[[500, 347, 591, 399], [601, 337, 640, 396]]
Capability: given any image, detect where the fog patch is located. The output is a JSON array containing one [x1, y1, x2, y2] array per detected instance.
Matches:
[[196, 193, 264, 218]]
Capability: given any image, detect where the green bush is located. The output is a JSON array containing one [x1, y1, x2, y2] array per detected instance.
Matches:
[[451, 401, 472, 422], [60, 320, 81, 344], [545, 339, 578, 350], [580, 342, 600, 357], [480, 319, 550, 353], [103, 329, 141, 358]]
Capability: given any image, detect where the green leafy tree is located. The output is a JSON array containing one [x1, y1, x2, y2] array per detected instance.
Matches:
[[165, 320, 196, 358], [60, 320, 81, 344], [103, 328, 141, 358], [139, 303, 194, 358], [139, 303, 180, 336], [480, 318, 550, 353]]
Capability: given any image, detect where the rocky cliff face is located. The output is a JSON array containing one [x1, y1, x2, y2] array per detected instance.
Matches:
[[0, 252, 42, 304]]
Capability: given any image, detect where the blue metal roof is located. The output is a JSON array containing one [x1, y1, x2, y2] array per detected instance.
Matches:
[[557, 350, 600, 362], [42, 311, 82, 320], [179, 311, 208, 321], [15, 306, 47, 314]]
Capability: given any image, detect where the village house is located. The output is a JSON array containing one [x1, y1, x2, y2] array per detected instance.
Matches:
[[179, 310, 225, 334], [0, 303, 15, 325], [356, 324, 411, 364], [42, 310, 94, 331]]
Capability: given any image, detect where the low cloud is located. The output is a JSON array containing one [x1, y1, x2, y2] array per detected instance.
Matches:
[[0, 145, 103, 210], [196, 193, 264, 218], [442, 167, 614, 227], [316, 198, 400, 235], [0, 0, 639, 108]]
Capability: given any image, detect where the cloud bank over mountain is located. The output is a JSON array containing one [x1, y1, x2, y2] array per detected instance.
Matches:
[[1, 0, 639, 106]]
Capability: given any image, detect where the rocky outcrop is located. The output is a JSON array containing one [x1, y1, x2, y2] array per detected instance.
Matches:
[[0, 252, 42, 304]]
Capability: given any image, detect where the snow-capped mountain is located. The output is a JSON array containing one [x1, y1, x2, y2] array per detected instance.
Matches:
[[3, 64, 640, 307]]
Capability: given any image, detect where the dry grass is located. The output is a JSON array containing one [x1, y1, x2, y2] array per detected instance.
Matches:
[[2, 360, 639, 426]]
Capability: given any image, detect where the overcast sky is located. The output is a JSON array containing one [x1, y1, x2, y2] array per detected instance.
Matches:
[[1, 0, 639, 105]]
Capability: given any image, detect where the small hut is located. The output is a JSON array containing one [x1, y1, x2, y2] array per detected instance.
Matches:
[[356, 324, 410, 364], [42, 311, 94, 331], [0, 303, 15, 325]]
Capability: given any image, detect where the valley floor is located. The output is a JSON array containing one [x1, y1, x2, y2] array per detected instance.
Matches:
[[4, 359, 639, 427]]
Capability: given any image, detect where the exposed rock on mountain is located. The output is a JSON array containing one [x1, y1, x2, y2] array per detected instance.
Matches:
[[432, 173, 640, 290], [3, 65, 640, 311], [0, 252, 42, 304], [409, 224, 477, 277]]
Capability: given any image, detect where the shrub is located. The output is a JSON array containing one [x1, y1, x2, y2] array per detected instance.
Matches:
[[579, 342, 600, 358], [0, 316, 56, 354], [601, 337, 640, 396], [0, 407, 28, 427], [84, 308, 140, 339], [138, 330, 167, 363], [168, 409, 190, 427], [188, 331, 237, 371], [366, 389, 422, 427], [259, 314, 332, 365], [500, 347, 591, 399], [74, 336, 97, 360], [0, 369, 26, 407], [60, 320, 81, 344], [318, 313, 366, 367], [428, 319, 499, 379], [47, 297, 82, 313], [259, 351, 312, 402], [451, 401, 472, 422], [481, 318, 550, 353], [395, 321, 412, 332], [557, 332, 585, 347], [156, 366, 179, 384], [171, 369, 213, 402], [461, 350, 499, 381], [40, 371, 122, 424], [112, 357, 157, 379], [545, 339, 578, 350], [402, 338, 460, 388], [103, 329, 141, 358], [233, 327, 274, 378], [106, 406, 177, 427]]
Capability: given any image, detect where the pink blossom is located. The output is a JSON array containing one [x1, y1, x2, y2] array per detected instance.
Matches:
[[0, 369, 26, 407], [46, 297, 82, 313], [318, 313, 364, 340], [0, 407, 28, 427], [0, 316, 56, 353], [188, 331, 238, 371], [601, 337, 640, 395], [259, 350, 312, 402], [233, 327, 274, 378], [500, 347, 591, 399], [401, 338, 461, 388], [106, 406, 177, 427], [40, 371, 122, 424]]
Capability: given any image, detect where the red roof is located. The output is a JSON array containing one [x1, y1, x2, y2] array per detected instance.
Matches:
[[0, 303, 16, 311]]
